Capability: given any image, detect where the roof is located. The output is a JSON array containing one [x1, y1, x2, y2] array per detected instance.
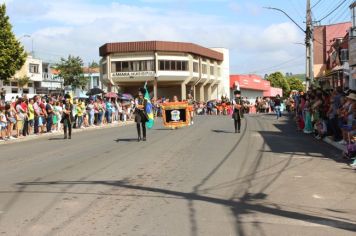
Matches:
[[83, 67, 100, 73], [99, 41, 224, 61]]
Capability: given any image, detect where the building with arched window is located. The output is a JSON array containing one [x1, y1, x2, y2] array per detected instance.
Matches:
[[99, 41, 229, 101]]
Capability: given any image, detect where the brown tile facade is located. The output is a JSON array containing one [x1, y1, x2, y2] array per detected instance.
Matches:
[[99, 41, 224, 61]]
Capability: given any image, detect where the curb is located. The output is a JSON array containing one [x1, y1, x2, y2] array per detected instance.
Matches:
[[323, 136, 346, 152], [0, 121, 135, 145]]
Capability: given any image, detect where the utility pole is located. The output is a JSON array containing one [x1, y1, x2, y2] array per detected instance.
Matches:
[[305, 0, 314, 89]]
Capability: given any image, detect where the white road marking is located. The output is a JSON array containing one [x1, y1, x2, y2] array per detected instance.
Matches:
[[313, 194, 323, 199], [294, 175, 303, 178]]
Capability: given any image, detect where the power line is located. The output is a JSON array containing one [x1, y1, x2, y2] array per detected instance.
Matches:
[[318, 0, 348, 22], [329, 0, 353, 23], [248, 56, 304, 74], [289, 0, 305, 23], [312, 0, 324, 9]]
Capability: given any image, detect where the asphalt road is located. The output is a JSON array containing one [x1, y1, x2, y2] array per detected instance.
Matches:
[[0, 114, 355, 236]]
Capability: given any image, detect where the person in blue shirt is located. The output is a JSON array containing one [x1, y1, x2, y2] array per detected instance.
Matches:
[[105, 98, 112, 123]]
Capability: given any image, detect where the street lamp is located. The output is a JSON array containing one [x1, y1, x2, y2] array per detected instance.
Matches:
[[19, 34, 34, 57], [264, 5, 313, 90]]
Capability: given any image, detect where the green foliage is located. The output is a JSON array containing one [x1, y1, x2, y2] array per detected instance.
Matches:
[[16, 76, 30, 88], [266, 72, 290, 97], [89, 61, 99, 68], [0, 4, 27, 80], [56, 55, 87, 89], [287, 76, 305, 92]]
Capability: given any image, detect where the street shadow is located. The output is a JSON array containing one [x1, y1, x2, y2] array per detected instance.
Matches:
[[48, 137, 65, 141], [114, 138, 138, 142], [257, 114, 343, 164], [15, 180, 356, 232], [211, 129, 235, 134]]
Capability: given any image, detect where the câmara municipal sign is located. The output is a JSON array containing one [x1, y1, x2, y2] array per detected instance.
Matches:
[[111, 71, 155, 77]]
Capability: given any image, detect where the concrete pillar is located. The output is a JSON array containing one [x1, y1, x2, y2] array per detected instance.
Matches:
[[199, 83, 204, 102], [206, 83, 212, 101], [154, 77, 158, 100], [181, 83, 186, 100]]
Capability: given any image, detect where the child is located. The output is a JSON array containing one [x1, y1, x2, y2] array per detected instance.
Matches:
[[0, 108, 8, 141]]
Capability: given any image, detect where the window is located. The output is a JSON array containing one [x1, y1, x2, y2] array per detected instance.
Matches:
[[217, 67, 221, 77], [182, 61, 187, 71], [158, 60, 188, 71], [29, 63, 39, 73], [210, 66, 214, 75], [11, 82, 18, 86], [3, 81, 10, 86], [11, 88, 18, 93], [193, 62, 198, 73], [28, 83, 33, 87], [165, 61, 170, 70], [112, 60, 155, 72], [147, 61, 154, 71], [171, 61, 177, 70], [202, 64, 207, 74], [159, 61, 165, 70], [23, 88, 29, 94]]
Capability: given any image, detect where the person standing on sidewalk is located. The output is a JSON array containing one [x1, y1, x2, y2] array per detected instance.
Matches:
[[274, 94, 282, 119], [27, 98, 35, 135], [232, 90, 244, 133], [33, 96, 41, 135], [62, 99, 73, 139], [46, 99, 54, 133]]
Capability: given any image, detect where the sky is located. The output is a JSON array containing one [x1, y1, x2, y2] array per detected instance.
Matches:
[[1, 0, 352, 76]]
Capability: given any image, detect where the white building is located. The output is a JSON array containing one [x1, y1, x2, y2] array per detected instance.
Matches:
[[99, 41, 230, 101], [0, 56, 64, 101]]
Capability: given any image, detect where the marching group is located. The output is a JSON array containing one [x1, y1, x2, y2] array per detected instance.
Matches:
[[291, 87, 356, 169]]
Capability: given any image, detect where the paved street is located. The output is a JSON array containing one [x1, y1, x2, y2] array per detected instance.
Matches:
[[0, 114, 355, 236]]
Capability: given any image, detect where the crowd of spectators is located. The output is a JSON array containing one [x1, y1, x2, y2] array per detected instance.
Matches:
[[0, 94, 136, 142], [291, 87, 356, 169]]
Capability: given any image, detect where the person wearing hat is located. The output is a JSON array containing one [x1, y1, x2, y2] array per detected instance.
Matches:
[[232, 90, 244, 133], [134, 88, 148, 141]]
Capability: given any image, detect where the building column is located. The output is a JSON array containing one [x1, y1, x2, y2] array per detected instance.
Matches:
[[198, 83, 204, 102], [154, 77, 158, 100], [181, 83, 186, 101], [206, 83, 212, 101], [181, 77, 192, 101]]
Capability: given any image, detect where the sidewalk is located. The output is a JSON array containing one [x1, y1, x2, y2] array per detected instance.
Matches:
[[0, 121, 135, 145]]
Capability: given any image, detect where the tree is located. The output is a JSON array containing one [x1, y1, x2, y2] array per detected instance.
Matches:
[[56, 55, 88, 89], [0, 4, 27, 80], [16, 76, 30, 88], [89, 61, 99, 68], [266, 72, 290, 97], [287, 76, 305, 92]]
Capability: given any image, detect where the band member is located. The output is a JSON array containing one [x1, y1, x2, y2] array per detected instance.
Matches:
[[187, 93, 195, 125], [62, 99, 73, 139], [134, 88, 147, 141], [173, 95, 179, 102], [232, 90, 244, 133]]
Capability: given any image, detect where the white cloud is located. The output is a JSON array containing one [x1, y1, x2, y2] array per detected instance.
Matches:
[[7, 0, 305, 75]]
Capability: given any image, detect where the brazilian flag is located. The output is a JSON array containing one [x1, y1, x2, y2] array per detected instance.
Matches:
[[144, 83, 154, 129]]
